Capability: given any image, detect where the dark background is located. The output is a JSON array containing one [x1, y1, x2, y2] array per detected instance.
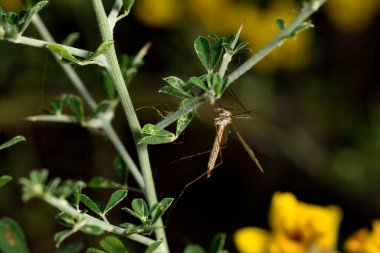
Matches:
[[0, 0, 379, 252]]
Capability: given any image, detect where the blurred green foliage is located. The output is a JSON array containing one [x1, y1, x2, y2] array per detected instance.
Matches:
[[0, 0, 379, 252]]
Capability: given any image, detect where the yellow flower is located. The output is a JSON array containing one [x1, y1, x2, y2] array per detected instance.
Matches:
[[325, 0, 380, 34], [234, 227, 271, 253], [0, 0, 23, 11], [134, 0, 184, 28], [234, 192, 343, 253], [344, 220, 380, 253], [269, 192, 343, 252]]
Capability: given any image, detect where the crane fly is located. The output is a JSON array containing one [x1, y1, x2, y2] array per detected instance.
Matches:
[[206, 107, 264, 178]]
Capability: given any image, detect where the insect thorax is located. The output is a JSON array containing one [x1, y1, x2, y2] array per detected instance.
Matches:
[[215, 109, 232, 126]]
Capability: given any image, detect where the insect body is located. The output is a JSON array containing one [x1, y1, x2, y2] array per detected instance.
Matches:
[[206, 107, 264, 178]]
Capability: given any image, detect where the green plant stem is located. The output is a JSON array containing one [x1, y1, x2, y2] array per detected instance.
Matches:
[[13, 35, 94, 59], [31, 15, 145, 190], [43, 194, 159, 248], [91, 0, 169, 251], [108, 0, 123, 29], [227, 0, 326, 85]]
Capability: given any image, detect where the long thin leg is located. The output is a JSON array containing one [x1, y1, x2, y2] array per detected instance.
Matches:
[[164, 171, 207, 226], [232, 124, 264, 173]]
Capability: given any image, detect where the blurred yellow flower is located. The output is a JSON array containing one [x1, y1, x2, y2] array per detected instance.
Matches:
[[134, 0, 184, 28], [0, 0, 23, 11], [234, 192, 343, 253], [344, 220, 380, 253], [234, 227, 271, 253], [325, 0, 380, 34], [134, 0, 312, 73]]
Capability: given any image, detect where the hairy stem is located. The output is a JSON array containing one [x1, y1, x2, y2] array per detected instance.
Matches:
[[91, 0, 169, 251], [31, 15, 145, 189], [13, 35, 93, 59]]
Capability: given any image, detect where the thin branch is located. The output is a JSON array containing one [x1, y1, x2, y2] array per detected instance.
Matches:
[[31, 15, 145, 189], [227, 0, 326, 85], [43, 194, 160, 249], [13, 36, 93, 59], [108, 0, 123, 30]]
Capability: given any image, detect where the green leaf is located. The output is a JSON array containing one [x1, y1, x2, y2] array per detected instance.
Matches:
[[163, 76, 186, 90], [87, 101, 110, 121], [114, 156, 128, 184], [54, 180, 85, 199], [18, 1, 49, 35], [184, 245, 205, 253], [161, 76, 193, 98], [122, 207, 142, 220], [0, 175, 12, 187], [159, 86, 193, 99], [122, 0, 135, 13], [212, 73, 223, 96], [86, 41, 113, 62], [140, 124, 177, 144], [99, 236, 128, 253], [63, 32, 80, 46], [276, 18, 286, 30], [104, 189, 128, 214], [194, 36, 211, 71], [46, 43, 80, 64], [209, 37, 223, 70], [30, 169, 49, 185], [211, 233, 226, 253], [144, 240, 163, 253], [0, 217, 30, 253], [0, 135, 26, 151], [150, 198, 173, 225], [141, 124, 173, 137], [138, 135, 176, 145], [81, 194, 102, 214], [235, 41, 252, 54], [88, 177, 120, 189], [54, 230, 74, 247], [55, 212, 76, 227], [60, 242, 84, 253], [68, 95, 85, 122], [131, 198, 149, 220], [73, 187, 81, 209], [87, 248, 107, 253], [176, 99, 196, 136], [290, 21, 314, 37], [80, 225, 104, 236], [45, 177, 61, 193], [190, 76, 208, 92]]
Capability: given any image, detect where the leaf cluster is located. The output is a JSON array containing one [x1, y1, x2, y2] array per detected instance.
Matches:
[[139, 32, 251, 145], [31, 93, 117, 130], [18, 170, 173, 248], [18, 170, 85, 201], [121, 197, 173, 235], [0, 1, 48, 39]]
